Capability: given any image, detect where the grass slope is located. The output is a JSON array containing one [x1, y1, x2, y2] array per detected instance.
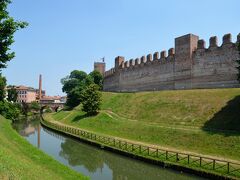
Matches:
[[0, 116, 88, 180], [47, 88, 240, 161]]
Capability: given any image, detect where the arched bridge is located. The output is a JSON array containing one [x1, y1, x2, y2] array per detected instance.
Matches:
[[40, 102, 65, 113]]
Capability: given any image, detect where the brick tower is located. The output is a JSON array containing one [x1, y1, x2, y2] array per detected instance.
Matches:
[[94, 58, 106, 75], [38, 74, 42, 101]]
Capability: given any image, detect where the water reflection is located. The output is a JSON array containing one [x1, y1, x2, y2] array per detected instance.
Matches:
[[13, 119, 205, 180], [12, 116, 40, 137], [59, 138, 196, 180], [60, 138, 105, 173]]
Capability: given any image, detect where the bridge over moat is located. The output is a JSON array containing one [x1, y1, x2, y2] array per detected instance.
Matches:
[[39, 102, 65, 112]]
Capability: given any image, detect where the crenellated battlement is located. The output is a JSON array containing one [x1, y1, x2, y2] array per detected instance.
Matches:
[[196, 33, 238, 51], [104, 68, 115, 77], [103, 33, 240, 92], [104, 47, 176, 77]]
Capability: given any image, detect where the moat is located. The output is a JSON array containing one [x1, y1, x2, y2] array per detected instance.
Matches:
[[12, 117, 205, 180]]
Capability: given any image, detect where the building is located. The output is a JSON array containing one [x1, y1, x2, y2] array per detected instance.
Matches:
[[60, 96, 67, 103], [36, 89, 46, 98], [9, 75, 66, 105], [94, 58, 106, 75], [40, 96, 61, 104], [103, 33, 240, 92], [15, 86, 45, 103]]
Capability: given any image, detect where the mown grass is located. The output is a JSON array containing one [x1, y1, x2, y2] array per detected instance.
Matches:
[[0, 116, 88, 180], [47, 88, 240, 161]]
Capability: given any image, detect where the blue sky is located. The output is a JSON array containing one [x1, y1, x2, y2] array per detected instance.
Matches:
[[2, 0, 240, 95]]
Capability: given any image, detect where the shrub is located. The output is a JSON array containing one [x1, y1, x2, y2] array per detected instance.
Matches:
[[0, 101, 21, 121], [0, 75, 6, 101], [30, 101, 40, 112]]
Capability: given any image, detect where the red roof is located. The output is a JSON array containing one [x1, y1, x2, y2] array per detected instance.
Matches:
[[41, 96, 61, 101]]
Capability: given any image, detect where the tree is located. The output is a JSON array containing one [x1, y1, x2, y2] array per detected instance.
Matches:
[[61, 70, 89, 108], [65, 87, 83, 108], [0, 1, 27, 121], [0, 75, 6, 101], [89, 70, 103, 90], [30, 101, 40, 112], [21, 102, 30, 116], [61, 70, 88, 94], [69, 70, 87, 80], [0, 0, 28, 70], [0, 101, 20, 121], [81, 84, 101, 115], [237, 39, 240, 82], [7, 85, 17, 102], [61, 70, 103, 109]]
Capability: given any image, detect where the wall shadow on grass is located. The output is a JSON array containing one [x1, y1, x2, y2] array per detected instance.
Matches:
[[202, 95, 240, 136]]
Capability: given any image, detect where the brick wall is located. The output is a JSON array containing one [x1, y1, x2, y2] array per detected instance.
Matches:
[[103, 33, 240, 92]]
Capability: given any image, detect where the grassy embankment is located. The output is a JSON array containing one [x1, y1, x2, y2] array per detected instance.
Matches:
[[0, 116, 88, 180], [46, 88, 240, 161]]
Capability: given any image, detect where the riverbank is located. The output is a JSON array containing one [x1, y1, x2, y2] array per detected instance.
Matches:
[[0, 116, 88, 180], [44, 88, 240, 178], [41, 117, 240, 179], [46, 88, 240, 161]]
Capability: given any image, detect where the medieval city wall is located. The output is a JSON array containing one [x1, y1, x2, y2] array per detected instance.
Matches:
[[103, 33, 240, 92]]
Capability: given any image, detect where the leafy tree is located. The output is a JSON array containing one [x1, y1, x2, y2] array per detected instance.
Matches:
[[61, 70, 88, 94], [65, 88, 82, 108], [62, 78, 80, 94], [61, 70, 89, 108], [61, 70, 104, 109], [237, 40, 240, 82], [0, 0, 27, 121], [30, 101, 40, 112], [89, 70, 103, 90], [69, 70, 87, 80], [0, 0, 28, 69], [81, 84, 101, 115], [7, 85, 17, 102], [0, 101, 20, 121], [0, 75, 6, 101], [21, 102, 30, 116]]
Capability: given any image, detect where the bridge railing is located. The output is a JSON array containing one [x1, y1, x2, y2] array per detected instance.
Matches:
[[41, 119, 240, 179]]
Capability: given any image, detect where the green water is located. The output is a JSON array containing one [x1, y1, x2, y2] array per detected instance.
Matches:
[[12, 118, 206, 180]]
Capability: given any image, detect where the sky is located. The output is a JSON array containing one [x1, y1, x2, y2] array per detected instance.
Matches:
[[2, 0, 240, 96]]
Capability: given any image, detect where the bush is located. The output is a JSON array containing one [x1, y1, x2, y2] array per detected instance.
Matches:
[[30, 101, 40, 112], [21, 102, 30, 116], [0, 75, 6, 101], [0, 101, 21, 121], [81, 84, 101, 115]]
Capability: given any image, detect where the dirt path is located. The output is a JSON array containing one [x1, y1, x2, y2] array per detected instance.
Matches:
[[47, 118, 240, 164]]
